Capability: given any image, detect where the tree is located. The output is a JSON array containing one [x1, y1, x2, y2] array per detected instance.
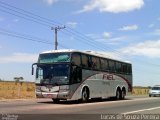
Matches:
[[14, 77, 24, 82], [14, 77, 24, 98]]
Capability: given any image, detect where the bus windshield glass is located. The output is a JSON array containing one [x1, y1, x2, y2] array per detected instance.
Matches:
[[35, 64, 70, 85], [38, 53, 71, 63]]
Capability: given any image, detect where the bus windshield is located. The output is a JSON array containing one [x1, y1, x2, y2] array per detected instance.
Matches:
[[35, 64, 70, 85], [38, 53, 71, 63]]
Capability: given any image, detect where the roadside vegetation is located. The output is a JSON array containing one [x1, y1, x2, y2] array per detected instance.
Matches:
[[0, 81, 35, 99]]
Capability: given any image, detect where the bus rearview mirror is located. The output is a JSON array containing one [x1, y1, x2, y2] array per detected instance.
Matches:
[[32, 66, 34, 75]]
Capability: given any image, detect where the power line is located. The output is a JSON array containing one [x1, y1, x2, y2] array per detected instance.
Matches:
[[0, 1, 151, 58], [0, 1, 117, 52], [0, 1, 112, 52], [0, 28, 68, 49], [1, 28, 159, 74], [0, 1, 60, 25], [0, 8, 51, 27], [0, 2, 109, 52], [0, 1, 160, 67]]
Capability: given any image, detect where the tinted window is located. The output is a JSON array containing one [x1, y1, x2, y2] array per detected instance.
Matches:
[[71, 66, 82, 84], [81, 54, 89, 67], [127, 64, 132, 74], [116, 62, 122, 73], [100, 58, 109, 71], [122, 64, 127, 73], [108, 60, 115, 72], [91, 56, 100, 69], [39, 53, 70, 63], [71, 53, 81, 66], [36, 64, 70, 85]]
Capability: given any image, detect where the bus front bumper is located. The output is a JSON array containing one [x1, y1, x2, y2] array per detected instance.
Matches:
[[36, 91, 70, 99]]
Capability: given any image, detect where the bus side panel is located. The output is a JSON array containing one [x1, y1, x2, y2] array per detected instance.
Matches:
[[69, 70, 132, 100], [70, 72, 112, 100], [111, 74, 131, 97], [69, 83, 82, 100]]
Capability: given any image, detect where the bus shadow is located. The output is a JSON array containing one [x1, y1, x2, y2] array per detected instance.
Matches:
[[37, 97, 132, 105]]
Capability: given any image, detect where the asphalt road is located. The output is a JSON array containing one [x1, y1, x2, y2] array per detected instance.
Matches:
[[0, 96, 160, 120]]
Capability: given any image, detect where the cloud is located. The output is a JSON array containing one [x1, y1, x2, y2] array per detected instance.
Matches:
[[103, 32, 112, 38], [120, 40, 160, 58], [43, 0, 58, 5], [77, 0, 144, 13], [119, 25, 138, 31], [98, 36, 128, 45], [86, 32, 127, 45], [87, 32, 111, 39], [108, 36, 127, 42], [96, 51, 122, 60], [66, 22, 77, 28], [0, 53, 38, 63]]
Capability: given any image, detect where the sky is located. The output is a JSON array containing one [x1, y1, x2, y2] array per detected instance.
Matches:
[[0, 0, 160, 86]]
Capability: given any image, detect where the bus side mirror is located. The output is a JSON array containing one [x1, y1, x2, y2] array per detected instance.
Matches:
[[32, 66, 34, 75]]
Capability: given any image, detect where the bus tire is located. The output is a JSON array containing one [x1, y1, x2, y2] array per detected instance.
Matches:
[[52, 99, 60, 103], [81, 87, 89, 103], [116, 89, 121, 100], [120, 89, 126, 100]]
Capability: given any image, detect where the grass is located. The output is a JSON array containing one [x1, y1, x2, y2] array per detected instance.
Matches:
[[0, 81, 35, 100], [132, 86, 149, 95]]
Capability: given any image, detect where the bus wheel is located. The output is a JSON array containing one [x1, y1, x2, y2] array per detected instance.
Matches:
[[81, 87, 89, 103], [116, 89, 121, 100], [120, 90, 126, 100], [52, 99, 60, 103]]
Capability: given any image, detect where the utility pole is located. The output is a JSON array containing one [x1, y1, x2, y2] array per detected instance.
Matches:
[[51, 26, 66, 50]]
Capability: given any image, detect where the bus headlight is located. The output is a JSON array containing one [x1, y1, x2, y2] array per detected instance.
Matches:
[[59, 85, 69, 92], [36, 86, 41, 92]]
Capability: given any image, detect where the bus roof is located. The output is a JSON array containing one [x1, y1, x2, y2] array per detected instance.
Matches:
[[41, 49, 131, 64]]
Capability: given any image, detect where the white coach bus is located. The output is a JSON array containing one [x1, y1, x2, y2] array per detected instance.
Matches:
[[32, 49, 132, 103]]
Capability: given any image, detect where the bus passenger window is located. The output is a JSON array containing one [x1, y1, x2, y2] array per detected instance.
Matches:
[[71, 53, 81, 66], [96, 57, 100, 69], [91, 57, 100, 70], [116, 62, 122, 73], [108, 60, 115, 72], [100, 59, 109, 71], [122, 64, 127, 74], [81, 54, 89, 67], [127, 64, 132, 74]]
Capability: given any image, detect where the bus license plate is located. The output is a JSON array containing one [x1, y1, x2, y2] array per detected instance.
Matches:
[[47, 94, 53, 98]]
